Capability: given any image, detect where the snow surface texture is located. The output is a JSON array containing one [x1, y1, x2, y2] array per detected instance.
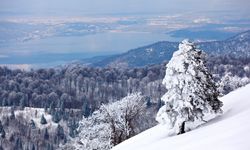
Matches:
[[112, 84, 250, 150]]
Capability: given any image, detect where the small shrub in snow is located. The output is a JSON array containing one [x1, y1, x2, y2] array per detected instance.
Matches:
[[219, 73, 250, 95]]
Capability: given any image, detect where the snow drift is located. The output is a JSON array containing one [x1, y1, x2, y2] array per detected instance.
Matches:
[[112, 84, 250, 150]]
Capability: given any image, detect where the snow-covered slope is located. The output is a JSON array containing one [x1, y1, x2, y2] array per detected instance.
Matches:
[[112, 84, 250, 150]]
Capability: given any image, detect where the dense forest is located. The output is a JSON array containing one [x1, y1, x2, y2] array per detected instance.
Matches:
[[0, 54, 249, 149], [1, 54, 249, 110]]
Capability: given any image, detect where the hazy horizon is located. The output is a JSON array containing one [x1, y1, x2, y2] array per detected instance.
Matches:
[[0, 0, 249, 68], [1, 0, 249, 16]]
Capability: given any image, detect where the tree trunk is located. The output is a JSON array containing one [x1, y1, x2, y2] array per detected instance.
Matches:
[[178, 121, 185, 135]]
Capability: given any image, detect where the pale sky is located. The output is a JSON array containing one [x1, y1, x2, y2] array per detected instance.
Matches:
[[0, 0, 249, 16]]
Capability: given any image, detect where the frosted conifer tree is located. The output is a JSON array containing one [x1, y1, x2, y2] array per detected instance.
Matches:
[[156, 39, 223, 135]]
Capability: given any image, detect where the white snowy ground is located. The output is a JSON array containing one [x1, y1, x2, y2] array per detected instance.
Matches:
[[0, 107, 67, 131], [112, 84, 250, 150]]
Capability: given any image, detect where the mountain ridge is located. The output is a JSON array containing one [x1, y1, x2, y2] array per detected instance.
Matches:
[[80, 30, 250, 68]]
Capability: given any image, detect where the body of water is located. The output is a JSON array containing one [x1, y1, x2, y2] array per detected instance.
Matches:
[[0, 32, 181, 68]]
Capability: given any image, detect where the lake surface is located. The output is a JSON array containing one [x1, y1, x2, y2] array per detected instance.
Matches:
[[0, 32, 181, 68]]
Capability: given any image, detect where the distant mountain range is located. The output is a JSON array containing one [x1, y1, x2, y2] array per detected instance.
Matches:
[[80, 30, 250, 68]]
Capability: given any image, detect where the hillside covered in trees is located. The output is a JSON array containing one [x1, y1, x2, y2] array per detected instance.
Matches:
[[0, 52, 250, 149], [84, 30, 250, 68]]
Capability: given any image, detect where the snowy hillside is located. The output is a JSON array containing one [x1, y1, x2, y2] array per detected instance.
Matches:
[[0, 107, 64, 130], [112, 84, 250, 150]]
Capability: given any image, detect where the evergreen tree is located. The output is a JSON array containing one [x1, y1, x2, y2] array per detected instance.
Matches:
[[31, 144, 35, 150], [9, 134, 15, 142], [56, 125, 65, 140], [0, 129, 5, 139], [52, 111, 61, 123], [146, 96, 152, 108], [44, 128, 49, 140], [60, 100, 65, 112], [49, 101, 56, 114], [40, 114, 47, 125], [25, 146, 29, 150], [82, 101, 91, 118], [68, 118, 79, 138], [69, 126, 75, 138], [0, 120, 5, 138], [156, 40, 223, 135], [30, 119, 36, 129], [2, 98, 7, 106], [68, 118, 78, 138], [19, 94, 27, 109], [14, 138, 23, 150], [4, 117, 9, 126], [10, 108, 15, 120], [46, 144, 52, 150], [44, 103, 48, 113]]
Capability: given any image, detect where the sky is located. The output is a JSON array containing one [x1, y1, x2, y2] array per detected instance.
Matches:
[[0, 0, 249, 16]]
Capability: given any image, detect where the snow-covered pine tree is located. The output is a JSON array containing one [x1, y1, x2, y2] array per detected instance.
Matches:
[[156, 39, 223, 135]]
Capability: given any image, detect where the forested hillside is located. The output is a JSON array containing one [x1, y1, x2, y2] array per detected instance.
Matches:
[[0, 53, 249, 149], [88, 30, 250, 68]]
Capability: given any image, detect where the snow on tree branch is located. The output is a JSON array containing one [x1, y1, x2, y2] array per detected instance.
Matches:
[[67, 93, 146, 150], [156, 39, 223, 135]]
